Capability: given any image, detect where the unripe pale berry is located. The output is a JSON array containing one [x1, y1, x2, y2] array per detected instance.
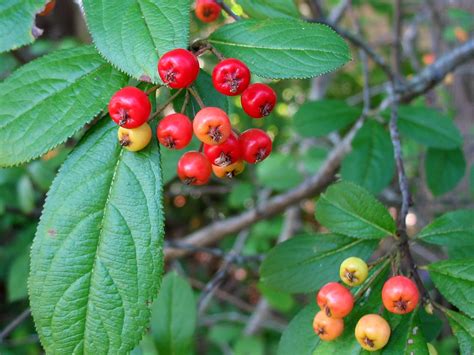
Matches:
[[193, 107, 231, 145], [340, 257, 369, 287], [355, 314, 391, 351], [317, 282, 354, 318], [157, 113, 193, 150], [212, 58, 251, 96], [118, 123, 152, 152], [313, 311, 344, 341], [158, 49, 200, 89], [382, 276, 419, 314], [212, 160, 245, 179]]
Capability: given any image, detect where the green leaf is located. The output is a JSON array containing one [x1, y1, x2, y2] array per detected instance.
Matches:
[[151, 272, 196, 355], [445, 310, 474, 355], [0, 46, 127, 167], [7, 245, 30, 302], [341, 120, 395, 194], [278, 303, 319, 355], [234, 336, 265, 355], [16, 175, 35, 214], [293, 100, 360, 138], [257, 153, 302, 191], [209, 19, 351, 79], [260, 234, 377, 293], [258, 283, 295, 312], [383, 308, 429, 355], [238, 0, 299, 19], [83, 0, 191, 82], [425, 147, 466, 196], [427, 259, 474, 318], [0, 0, 45, 53], [315, 181, 396, 239], [131, 335, 159, 355], [397, 106, 463, 149], [417, 210, 474, 246], [28, 119, 165, 353]]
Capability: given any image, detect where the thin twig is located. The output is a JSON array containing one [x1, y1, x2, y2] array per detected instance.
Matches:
[[145, 84, 162, 95], [216, 1, 241, 21], [181, 90, 190, 114], [148, 89, 184, 120], [188, 86, 206, 109], [0, 309, 31, 342]]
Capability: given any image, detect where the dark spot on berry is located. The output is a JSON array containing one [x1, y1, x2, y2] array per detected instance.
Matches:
[[324, 306, 332, 318], [184, 177, 196, 185], [345, 269, 357, 283], [209, 126, 223, 143], [163, 136, 176, 149], [118, 108, 130, 126], [394, 298, 408, 312], [165, 69, 177, 84], [120, 134, 131, 147], [316, 326, 326, 335], [255, 148, 267, 163], [364, 337, 375, 348], [214, 152, 232, 167], [260, 102, 273, 116]]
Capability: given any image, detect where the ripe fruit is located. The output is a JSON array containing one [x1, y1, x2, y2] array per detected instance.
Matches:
[[38, 0, 56, 16], [239, 129, 272, 164], [109, 87, 151, 128], [118, 123, 152, 152], [241, 83, 277, 118], [355, 314, 391, 351], [454, 27, 468, 43], [195, 0, 221, 23], [193, 107, 231, 145], [382, 276, 419, 314], [312, 311, 344, 341], [212, 160, 245, 179], [204, 131, 241, 167], [212, 58, 251, 96], [317, 282, 354, 318], [340, 257, 369, 287], [422, 53, 435, 66], [177, 151, 212, 186], [157, 113, 193, 150], [158, 49, 200, 89]]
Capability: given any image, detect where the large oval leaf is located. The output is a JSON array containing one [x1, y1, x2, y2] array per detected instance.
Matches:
[[0, 0, 44, 53], [0, 46, 127, 167], [315, 181, 397, 239], [83, 0, 191, 83], [425, 147, 466, 196], [416, 209, 474, 246], [293, 99, 361, 138], [427, 259, 474, 318], [341, 120, 395, 194], [29, 119, 165, 353], [260, 234, 378, 293], [151, 272, 197, 354], [209, 19, 351, 79], [445, 310, 474, 355], [239, 0, 300, 19]]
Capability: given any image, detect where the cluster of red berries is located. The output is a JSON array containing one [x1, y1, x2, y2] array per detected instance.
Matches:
[[312, 257, 420, 351], [108, 47, 276, 185]]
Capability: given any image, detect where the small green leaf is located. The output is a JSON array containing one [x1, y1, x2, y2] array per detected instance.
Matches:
[[427, 259, 474, 318], [7, 245, 30, 302], [445, 309, 474, 355], [0, 46, 127, 167], [397, 106, 463, 149], [29, 119, 164, 353], [234, 336, 265, 355], [293, 100, 360, 138], [209, 19, 351, 79], [341, 120, 395, 194], [83, 0, 191, 82], [383, 308, 429, 355], [239, 0, 299, 19], [425, 147, 466, 196], [278, 303, 319, 355], [260, 234, 377, 293], [316, 181, 396, 239], [257, 153, 302, 191], [417, 210, 474, 246], [0, 0, 45, 53], [151, 272, 196, 355]]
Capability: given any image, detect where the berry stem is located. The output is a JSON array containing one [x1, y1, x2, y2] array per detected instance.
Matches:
[[189, 86, 206, 109], [145, 84, 162, 95], [354, 258, 391, 301], [210, 46, 226, 61], [199, 142, 204, 153], [181, 90, 191, 114], [149, 89, 184, 120], [215, 0, 241, 21]]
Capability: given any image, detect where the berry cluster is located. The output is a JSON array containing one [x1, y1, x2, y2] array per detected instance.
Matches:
[[107, 47, 276, 186], [312, 257, 420, 351]]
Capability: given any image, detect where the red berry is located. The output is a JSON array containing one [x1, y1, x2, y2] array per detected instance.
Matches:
[[313, 311, 344, 341], [212, 58, 251, 96], [195, 0, 221, 23], [239, 129, 272, 164], [157, 113, 193, 150], [158, 49, 200, 89], [38, 0, 56, 16], [193, 107, 231, 145], [241, 83, 277, 118], [204, 131, 241, 167], [317, 282, 354, 318], [382, 276, 419, 314], [108, 87, 151, 128], [177, 151, 212, 186]]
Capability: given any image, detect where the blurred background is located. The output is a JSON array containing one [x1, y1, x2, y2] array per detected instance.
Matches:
[[0, 0, 473, 354]]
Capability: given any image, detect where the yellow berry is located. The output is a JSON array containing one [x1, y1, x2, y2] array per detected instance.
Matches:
[[355, 314, 391, 351], [118, 123, 152, 152], [340, 257, 369, 286]]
